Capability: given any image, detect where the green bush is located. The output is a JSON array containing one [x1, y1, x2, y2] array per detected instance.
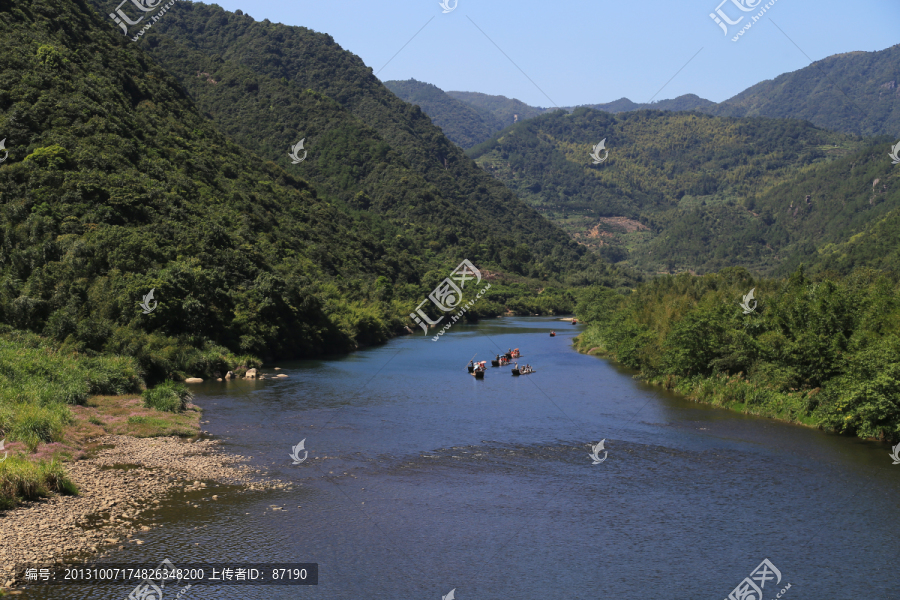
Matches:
[[141, 381, 193, 413], [576, 267, 900, 441], [0, 403, 72, 451], [0, 456, 78, 510]]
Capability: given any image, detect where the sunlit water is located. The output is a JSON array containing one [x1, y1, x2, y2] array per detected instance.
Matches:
[[19, 318, 900, 599]]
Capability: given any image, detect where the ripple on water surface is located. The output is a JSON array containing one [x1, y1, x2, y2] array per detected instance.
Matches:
[[17, 318, 900, 599]]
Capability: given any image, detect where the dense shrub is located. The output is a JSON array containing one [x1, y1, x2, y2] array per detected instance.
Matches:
[[576, 267, 900, 441], [141, 381, 193, 413]]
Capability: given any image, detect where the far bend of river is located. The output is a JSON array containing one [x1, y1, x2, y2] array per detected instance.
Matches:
[[23, 318, 900, 599]]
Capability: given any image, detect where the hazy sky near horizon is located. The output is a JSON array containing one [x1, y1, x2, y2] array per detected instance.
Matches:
[[207, 0, 899, 107]]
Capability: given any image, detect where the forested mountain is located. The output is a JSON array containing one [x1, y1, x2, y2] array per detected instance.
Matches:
[[95, 1, 615, 285], [711, 46, 900, 137], [445, 91, 553, 131], [425, 44, 900, 143], [569, 46, 900, 138], [581, 94, 716, 115], [384, 79, 504, 148], [0, 0, 408, 368], [0, 0, 622, 382], [466, 107, 899, 275]]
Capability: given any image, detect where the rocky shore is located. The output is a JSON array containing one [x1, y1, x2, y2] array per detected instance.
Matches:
[[0, 433, 286, 591]]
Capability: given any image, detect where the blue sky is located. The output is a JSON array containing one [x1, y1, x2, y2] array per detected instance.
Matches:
[[206, 0, 899, 108]]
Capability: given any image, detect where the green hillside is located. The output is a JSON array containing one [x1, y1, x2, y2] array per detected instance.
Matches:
[[445, 91, 552, 130], [0, 0, 424, 372], [714, 46, 900, 137], [465, 107, 900, 275], [0, 0, 625, 393], [558, 46, 900, 138], [384, 79, 504, 148], [104, 1, 617, 286]]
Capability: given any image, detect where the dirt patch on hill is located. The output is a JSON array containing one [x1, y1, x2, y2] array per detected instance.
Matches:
[[588, 217, 649, 236]]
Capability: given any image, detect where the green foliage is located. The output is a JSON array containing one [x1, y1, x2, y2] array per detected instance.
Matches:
[[130, 2, 612, 285], [0, 0, 622, 384], [466, 106, 900, 276], [141, 380, 192, 413], [0, 456, 78, 510], [0, 328, 144, 449], [446, 90, 552, 130], [575, 267, 900, 441], [384, 79, 505, 148]]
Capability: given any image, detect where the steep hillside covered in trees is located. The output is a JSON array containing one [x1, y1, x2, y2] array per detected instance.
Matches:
[[94, 1, 617, 285], [0, 0, 625, 389], [384, 79, 504, 149]]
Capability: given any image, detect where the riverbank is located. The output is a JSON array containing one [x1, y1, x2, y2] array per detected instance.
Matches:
[[0, 399, 288, 593], [0, 433, 287, 592], [576, 342, 819, 429]]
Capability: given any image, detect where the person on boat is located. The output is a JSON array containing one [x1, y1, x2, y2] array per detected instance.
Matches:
[[514, 362, 518, 370], [467, 360, 474, 369]]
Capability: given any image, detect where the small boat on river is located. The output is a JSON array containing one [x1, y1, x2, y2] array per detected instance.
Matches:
[[550, 331, 556, 337], [493, 354, 514, 366], [471, 360, 487, 378], [511, 364, 536, 376]]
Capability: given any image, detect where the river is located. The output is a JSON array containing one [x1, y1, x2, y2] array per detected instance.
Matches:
[[20, 317, 900, 599]]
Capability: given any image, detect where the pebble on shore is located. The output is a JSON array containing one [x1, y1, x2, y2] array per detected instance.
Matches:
[[0, 435, 284, 591]]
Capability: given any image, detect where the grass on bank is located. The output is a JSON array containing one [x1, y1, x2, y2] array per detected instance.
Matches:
[[0, 329, 241, 510], [0, 456, 78, 510]]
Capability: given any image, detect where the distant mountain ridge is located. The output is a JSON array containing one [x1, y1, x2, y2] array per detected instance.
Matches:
[[388, 44, 900, 149], [445, 91, 554, 129]]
